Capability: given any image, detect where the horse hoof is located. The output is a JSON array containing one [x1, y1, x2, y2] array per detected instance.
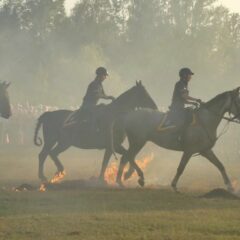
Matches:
[[171, 184, 180, 193], [227, 184, 234, 193], [98, 178, 108, 186], [117, 181, 125, 188], [138, 178, 145, 187]]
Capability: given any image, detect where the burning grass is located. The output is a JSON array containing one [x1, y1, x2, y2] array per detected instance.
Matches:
[[104, 153, 154, 185], [34, 154, 154, 192]]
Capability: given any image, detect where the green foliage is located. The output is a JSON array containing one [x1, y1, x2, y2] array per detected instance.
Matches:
[[0, 0, 239, 105]]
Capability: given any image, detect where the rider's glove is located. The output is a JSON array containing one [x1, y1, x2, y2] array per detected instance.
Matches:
[[196, 99, 202, 105], [109, 96, 115, 101]]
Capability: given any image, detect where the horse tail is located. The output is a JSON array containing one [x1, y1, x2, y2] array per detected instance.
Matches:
[[34, 113, 46, 146]]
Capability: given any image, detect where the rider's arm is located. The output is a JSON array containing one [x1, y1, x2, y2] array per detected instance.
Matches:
[[100, 94, 115, 100], [182, 91, 201, 105], [96, 86, 115, 101]]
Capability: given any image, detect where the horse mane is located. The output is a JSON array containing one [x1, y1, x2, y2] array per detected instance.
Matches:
[[204, 91, 231, 108], [110, 85, 137, 105]]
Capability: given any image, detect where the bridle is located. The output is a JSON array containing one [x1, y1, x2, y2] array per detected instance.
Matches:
[[198, 91, 240, 124], [225, 91, 240, 123], [195, 91, 240, 143]]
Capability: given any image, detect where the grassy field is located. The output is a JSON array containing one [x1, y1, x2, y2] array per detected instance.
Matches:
[[0, 146, 240, 240], [0, 187, 240, 240]]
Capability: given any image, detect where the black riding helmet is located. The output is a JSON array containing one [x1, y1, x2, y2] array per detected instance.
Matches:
[[179, 68, 194, 78], [96, 67, 109, 76]]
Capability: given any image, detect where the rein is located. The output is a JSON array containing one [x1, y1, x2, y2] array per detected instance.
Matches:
[[198, 94, 240, 143]]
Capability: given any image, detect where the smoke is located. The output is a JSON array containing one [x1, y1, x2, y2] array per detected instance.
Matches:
[[0, 0, 239, 190]]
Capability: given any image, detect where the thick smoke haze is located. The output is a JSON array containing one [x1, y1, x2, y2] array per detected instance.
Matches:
[[0, 0, 239, 189]]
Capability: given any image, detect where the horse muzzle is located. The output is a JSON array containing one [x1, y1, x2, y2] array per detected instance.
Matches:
[[2, 112, 11, 119]]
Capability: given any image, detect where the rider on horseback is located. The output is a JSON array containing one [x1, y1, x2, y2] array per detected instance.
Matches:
[[64, 67, 115, 128], [82, 67, 115, 108], [168, 68, 202, 140]]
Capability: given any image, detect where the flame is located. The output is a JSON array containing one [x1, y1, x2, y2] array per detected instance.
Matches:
[[50, 171, 66, 184], [104, 162, 118, 185], [104, 153, 154, 185], [232, 178, 239, 191], [39, 183, 46, 192], [39, 171, 66, 192], [6, 134, 10, 144]]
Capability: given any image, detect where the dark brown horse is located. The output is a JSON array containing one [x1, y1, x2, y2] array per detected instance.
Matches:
[[34, 82, 157, 182], [116, 88, 240, 192], [0, 82, 11, 119]]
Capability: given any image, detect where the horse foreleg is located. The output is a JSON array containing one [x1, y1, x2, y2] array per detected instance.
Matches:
[[116, 141, 145, 187], [123, 165, 135, 181], [116, 153, 129, 187], [129, 160, 145, 187], [115, 145, 135, 181], [171, 151, 192, 192], [201, 150, 233, 192], [98, 149, 112, 184]]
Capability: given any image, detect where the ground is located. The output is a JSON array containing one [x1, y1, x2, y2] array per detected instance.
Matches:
[[0, 146, 240, 240], [1, 188, 240, 240]]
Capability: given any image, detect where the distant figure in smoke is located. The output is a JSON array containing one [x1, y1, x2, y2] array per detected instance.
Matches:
[[64, 67, 115, 129], [168, 68, 202, 141]]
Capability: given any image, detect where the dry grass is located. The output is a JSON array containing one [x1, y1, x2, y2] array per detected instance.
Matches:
[[0, 147, 240, 239], [0, 188, 240, 240]]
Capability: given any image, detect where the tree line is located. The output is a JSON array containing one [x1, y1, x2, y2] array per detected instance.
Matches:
[[0, 0, 239, 106]]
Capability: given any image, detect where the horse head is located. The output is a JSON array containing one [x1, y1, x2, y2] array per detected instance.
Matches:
[[229, 87, 240, 121], [113, 81, 158, 111], [134, 80, 158, 110], [0, 82, 11, 119]]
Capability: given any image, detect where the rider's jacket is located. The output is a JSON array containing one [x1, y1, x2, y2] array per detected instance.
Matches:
[[82, 79, 106, 108], [170, 79, 189, 111]]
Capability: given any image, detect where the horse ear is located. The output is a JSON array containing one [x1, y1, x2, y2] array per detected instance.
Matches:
[[238, 87, 240, 97], [136, 81, 139, 86], [234, 87, 240, 93], [139, 80, 142, 86], [5, 82, 11, 88]]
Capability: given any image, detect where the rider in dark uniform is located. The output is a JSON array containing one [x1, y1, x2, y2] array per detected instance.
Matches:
[[169, 68, 202, 139], [64, 67, 115, 127], [82, 67, 115, 109]]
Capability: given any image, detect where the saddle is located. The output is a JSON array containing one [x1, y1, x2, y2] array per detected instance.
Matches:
[[157, 109, 197, 132], [64, 104, 108, 133]]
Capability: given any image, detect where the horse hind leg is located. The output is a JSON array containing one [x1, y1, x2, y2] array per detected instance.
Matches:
[[49, 143, 70, 175], [201, 150, 233, 192], [38, 142, 55, 182]]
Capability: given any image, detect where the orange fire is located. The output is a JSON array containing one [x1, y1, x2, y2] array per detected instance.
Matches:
[[39, 183, 46, 192], [39, 171, 66, 192], [50, 171, 66, 184], [231, 178, 239, 191], [104, 153, 154, 185]]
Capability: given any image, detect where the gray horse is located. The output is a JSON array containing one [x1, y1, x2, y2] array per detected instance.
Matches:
[[116, 88, 240, 192], [0, 82, 11, 119], [34, 82, 157, 182]]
